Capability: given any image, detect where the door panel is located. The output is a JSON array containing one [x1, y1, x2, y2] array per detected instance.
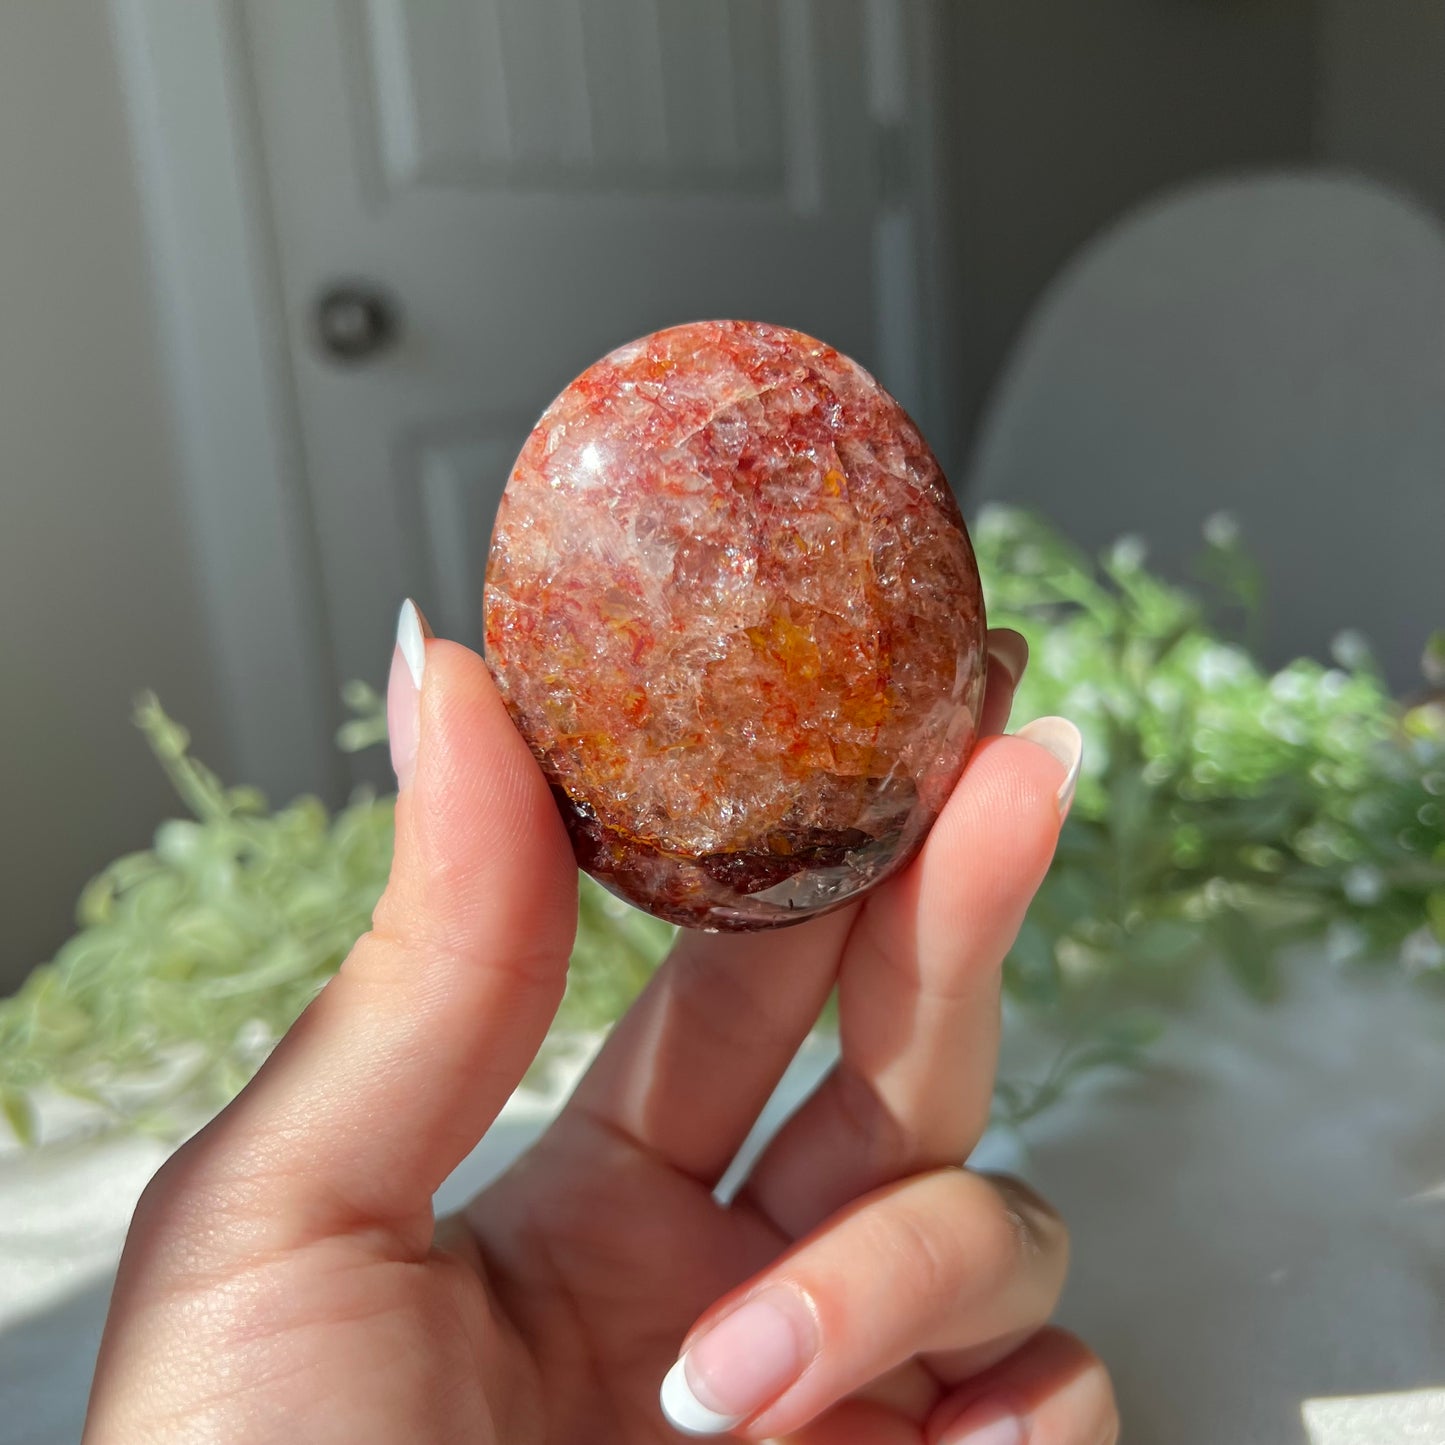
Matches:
[[413, 422, 532, 650], [365, 0, 790, 189], [243, 0, 909, 782]]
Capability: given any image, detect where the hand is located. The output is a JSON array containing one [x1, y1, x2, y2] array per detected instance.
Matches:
[[85, 605, 1117, 1445]]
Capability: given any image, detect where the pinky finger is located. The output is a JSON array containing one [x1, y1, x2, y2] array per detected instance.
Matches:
[[926, 1328, 1119, 1445]]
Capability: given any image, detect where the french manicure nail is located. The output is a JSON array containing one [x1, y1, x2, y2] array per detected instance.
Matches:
[[659, 1289, 817, 1437], [987, 630, 1030, 689], [1013, 715, 1083, 816], [397, 597, 428, 688], [387, 599, 431, 791], [938, 1401, 1026, 1445]]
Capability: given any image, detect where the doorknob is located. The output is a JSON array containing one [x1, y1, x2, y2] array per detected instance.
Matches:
[[312, 282, 401, 363]]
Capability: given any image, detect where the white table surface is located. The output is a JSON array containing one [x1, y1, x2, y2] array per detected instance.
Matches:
[[3, 965, 1442, 1444]]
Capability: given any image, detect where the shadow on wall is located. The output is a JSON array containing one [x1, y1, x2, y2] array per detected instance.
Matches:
[[966, 170, 1445, 692]]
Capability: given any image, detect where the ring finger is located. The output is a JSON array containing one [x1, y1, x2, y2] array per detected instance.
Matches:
[[736, 712, 1080, 1239]]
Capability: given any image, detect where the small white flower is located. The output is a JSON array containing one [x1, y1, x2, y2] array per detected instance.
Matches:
[[1342, 865, 1384, 906], [1109, 534, 1148, 572], [1269, 669, 1310, 703], [1203, 512, 1240, 548], [973, 503, 1022, 540], [1324, 920, 1367, 965], [1146, 677, 1183, 710], [1261, 706, 1309, 746], [1401, 927, 1445, 977], [1330, 629, 1373, 671], [1193, 644, 1251, 689]]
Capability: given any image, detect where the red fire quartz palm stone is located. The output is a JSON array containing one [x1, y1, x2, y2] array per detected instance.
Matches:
[[484, 320, 986, 930]]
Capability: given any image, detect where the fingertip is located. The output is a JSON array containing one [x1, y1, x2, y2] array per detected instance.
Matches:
[[979, 630, 1028, 738], [899, 728, 1075, 947], [382, 637, 577, 962], [985, 629, 1029, 691], [1010, 717, 1082, 817], [933, 728, 1071, 862]]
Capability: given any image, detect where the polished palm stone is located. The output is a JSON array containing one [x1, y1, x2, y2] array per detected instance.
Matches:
[[484, 320, 986, 930]]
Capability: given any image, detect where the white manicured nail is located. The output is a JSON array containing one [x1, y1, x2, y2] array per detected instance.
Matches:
[[388, 599, 432, 791], [659, 1289, 816, 1437], [397, 598, 427, 688], [1014, 715, 1083, 815], [660, 1356, 743, 1437]]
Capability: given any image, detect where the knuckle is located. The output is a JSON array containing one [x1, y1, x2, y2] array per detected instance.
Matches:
[[911, 1168, 1071, 1308], [132, 1140, 212, 1236], [830, 1064, 913, 1176], [967, 1185, 1037, 1296], [131, 1127, 288, 1264], [981, 1171, 1070, 1264], [878, 1199, 964, 1324], [667, 945, 799, 1058]]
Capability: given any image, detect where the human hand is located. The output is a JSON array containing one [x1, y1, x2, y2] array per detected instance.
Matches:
[[84, 603, 1117, 1444]]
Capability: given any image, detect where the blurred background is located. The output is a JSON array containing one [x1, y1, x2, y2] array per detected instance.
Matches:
[[1, 0, 1442, 991], [2, 6, 1444, 1443]]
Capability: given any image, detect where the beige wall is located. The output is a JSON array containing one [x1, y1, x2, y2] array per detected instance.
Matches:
[[0, 3, 226, 991], [1317, 0, 1445, 220], [944, 0, 1319, 461]]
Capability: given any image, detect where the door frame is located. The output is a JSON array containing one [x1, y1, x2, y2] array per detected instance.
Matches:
[[107, 0, 960, 805], [108, 0, 342, 804]]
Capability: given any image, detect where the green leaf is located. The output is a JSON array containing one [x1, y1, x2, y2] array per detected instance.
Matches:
[[1, 1087, 37, 1146], [1216, 911, 1281, 1002]]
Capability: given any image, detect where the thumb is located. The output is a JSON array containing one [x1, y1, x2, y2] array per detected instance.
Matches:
[[190, 602, 577, 1241]]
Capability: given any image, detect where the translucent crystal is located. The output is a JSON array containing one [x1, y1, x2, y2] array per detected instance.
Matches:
[[485, 321, 986, 930]]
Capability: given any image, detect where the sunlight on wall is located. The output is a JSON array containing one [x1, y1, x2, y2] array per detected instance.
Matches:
[[1303, 1389, 1445, 1444]]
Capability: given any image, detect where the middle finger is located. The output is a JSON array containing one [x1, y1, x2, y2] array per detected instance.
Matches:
[[565, 629, 1030, 1193], [738, 707, 1077, 1238]]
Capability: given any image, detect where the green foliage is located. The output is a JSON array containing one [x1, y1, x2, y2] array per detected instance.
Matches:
[[1, 511, 1440, 1143], [0, 692, 678, 1142], [0, 697, 395, 1138], [974, 508, 1445, 1117]]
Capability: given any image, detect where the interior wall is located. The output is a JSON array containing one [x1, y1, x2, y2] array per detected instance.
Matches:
[[1315, 0, 1445, 222], [944, 0, 1319, 472], [0, 3, 227, 992], [943, 1, 1444, 684]]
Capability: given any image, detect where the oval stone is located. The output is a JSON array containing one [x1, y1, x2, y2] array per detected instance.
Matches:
[[484, 320, 986, 930]]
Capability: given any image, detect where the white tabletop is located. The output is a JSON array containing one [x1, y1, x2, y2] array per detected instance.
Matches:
[[3, 965, 1442, 1444]]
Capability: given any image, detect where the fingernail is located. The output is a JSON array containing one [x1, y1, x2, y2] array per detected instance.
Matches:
[[987, 630, 1029, 689], [387, 599, 431, 790], [659, 1289, 818, 1437], [1013, 715, 1083, 816], [938, 1401, 1026, 1445]]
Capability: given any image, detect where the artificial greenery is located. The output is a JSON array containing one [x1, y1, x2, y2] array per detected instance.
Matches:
[[979, 508, 1444, 1116], [1, 511, 1441, 1143]]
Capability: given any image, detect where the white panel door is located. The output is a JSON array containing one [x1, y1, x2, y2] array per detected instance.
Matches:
[[241, 0, 926, 782]]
